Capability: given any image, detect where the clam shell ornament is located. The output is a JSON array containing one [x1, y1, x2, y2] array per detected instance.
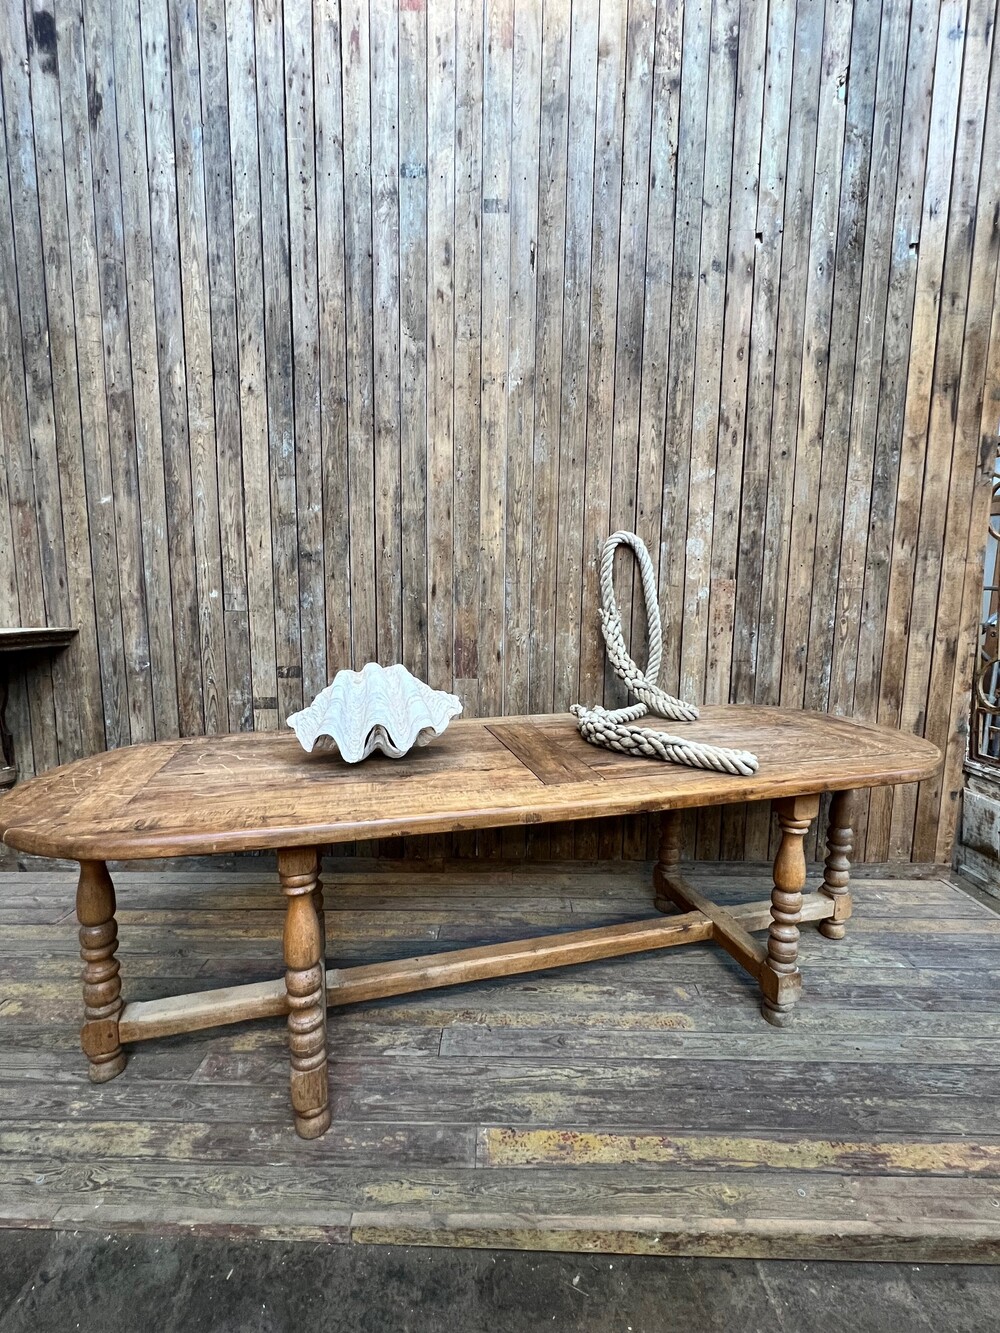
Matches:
[[287, 662, 462, 762]]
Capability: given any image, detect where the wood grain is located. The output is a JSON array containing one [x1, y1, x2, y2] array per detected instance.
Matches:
[[0, 708, 939, 860], [0, 0, 995, 869], [1, 859, 999, 1259]]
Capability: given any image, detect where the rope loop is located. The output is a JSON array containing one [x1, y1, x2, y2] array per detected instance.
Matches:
[[572, 532, 759, 777], [597, 531, 697, 722]]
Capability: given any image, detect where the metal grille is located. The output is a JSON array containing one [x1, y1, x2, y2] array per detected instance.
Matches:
[[972, 441, 1000, 766]]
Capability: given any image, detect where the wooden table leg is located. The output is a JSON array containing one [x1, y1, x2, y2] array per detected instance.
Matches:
[[76, 860, 126, 1082], [653, 809, 684, 912], [279, 847, 331, 1139], [761, 794, 819, 1027], [819, 789, 854, 940], [314, 869, 327, 1009], [313, 874, 326, 960]]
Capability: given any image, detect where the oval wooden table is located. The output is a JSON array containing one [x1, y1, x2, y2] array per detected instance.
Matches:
[[0, 707, 940, 1138]]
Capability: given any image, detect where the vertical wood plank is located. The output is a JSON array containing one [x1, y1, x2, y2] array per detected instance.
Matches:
[[0, 173, 21, 631], [609, 0, 655, 704], [794, 0, 882, 864], [551, 0, 598, 858], [426, 0, 456, 695], [579, 0, 628, 711], [681, 0, 738, 713], [396, 0, 431, 858], [285, 0, 326, 704], [800, 0, 883, 719], [731, 1, 794, 711], [613, 0, 657, 860], [887, 0, 994, 858], [170, 0, 229, 734], [451, 0, 484, 858], [314, 0, 351, 681], [504, 0, 541, 720], [141, 0, 203, 736], [699, 0, 766, 860], [910, 4, 999, 860], [659, 0, 709, 702], [706, 0, 766, 712], [637, 0, 684, 861], [578, 0, 628, 863], [777, 0, 853, 719], [370, 0, 403, 668], [853, 0, 938, 857], [869, 0, 968, 858], [524, 0, 571, 861], [551, 0, 598, 720], [226, 0, 279, 730], [3, 3, 71, 773], [686, 0, 740, 861], [742, 0, 826, 860], [499, 0, 541, 860], [931, 171, 1000, 861], [422, 0, 455, 860], [659, 0, 709, 865], [199, 0, 254, 731], [52, 0, 131, 751], [0, 13, 49, 775], [479, 0, 512, 726], [89, 0, 161, 742], [722, 0, 788, 860], [255, 0, 303, 721], [399, 0, 429, 683], [8, 3, 88, 769], [341, 0, 377, 668], [452, 0, 483, 713], [477, 0, 513, 858], [827, 0, 910, 719]]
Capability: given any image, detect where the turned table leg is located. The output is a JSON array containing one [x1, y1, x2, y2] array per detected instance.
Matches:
[[761, 794, 819, 1027], [653, 809, 684, 912], [76, 860, 126, 1082], [279, 847, 331, 1139], [313, 870, 327, 1008], [313, 875, 326, 959], [819, 789, 854, 940]]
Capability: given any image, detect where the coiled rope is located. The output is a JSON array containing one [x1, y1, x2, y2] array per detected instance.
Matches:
[[570, 531, 759, 776]]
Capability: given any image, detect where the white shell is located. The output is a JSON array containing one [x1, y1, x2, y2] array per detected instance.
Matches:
[[287, 663, 463, 762]]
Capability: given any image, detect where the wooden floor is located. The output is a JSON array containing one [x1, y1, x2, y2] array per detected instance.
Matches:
[[1, 859, 999, 1260]]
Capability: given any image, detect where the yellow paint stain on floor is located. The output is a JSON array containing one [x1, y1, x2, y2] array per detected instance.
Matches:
[[480, 1128, 1000, 1175], [0, 1121, 211, 1159], [385, 1006, 696, 1031], [230, 1031, 269, 1052]]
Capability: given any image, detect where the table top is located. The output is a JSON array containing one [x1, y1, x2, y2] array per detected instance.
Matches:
[[0, 708, 940, 861]]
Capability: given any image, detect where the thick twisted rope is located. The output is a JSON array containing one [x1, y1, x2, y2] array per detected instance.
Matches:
[[571, 531, 759, 777], [596, 530, 697, 722]]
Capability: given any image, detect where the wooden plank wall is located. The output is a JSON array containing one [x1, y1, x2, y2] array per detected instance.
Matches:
[[1, 0, 998, 865]]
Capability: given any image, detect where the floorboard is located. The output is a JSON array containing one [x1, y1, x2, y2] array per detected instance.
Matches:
[[0, 859, 998, 1259]]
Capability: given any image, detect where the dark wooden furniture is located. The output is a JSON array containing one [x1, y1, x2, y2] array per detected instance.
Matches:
[[0, 627, 78, 788], [0, 707, 940, 1138]]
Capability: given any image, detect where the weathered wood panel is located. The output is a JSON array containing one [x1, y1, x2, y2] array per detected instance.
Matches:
[[1, 861, 1000, 1259], [1, 0, 998, 864]]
